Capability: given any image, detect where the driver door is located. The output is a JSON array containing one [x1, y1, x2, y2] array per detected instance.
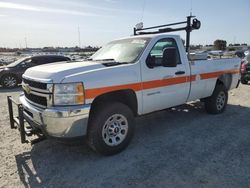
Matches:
[[141, 38, 190, 114]]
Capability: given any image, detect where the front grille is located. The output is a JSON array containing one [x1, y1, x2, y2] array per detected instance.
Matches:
[[23, 78, 47, 90], [22, 77, 50, 107], [24, 91, 47, 107]]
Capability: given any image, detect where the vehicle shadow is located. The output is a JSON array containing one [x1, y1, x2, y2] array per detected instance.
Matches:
[[14, 101, 250, 188], [0, 85, 22, 93], [15, 141, 95, 188]]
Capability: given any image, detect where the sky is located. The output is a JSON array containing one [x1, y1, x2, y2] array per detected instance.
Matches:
[[0, 0, 249, 48]]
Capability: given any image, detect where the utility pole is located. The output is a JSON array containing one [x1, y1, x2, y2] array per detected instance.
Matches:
[[24, 37, 28, 49], [233, 36, 236, 45], [78, 26, 81, 48]]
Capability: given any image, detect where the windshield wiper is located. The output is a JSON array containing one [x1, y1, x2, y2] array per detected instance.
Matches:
[[102, 61, 129, 66], [94, 58, 116, 61], [87, 58, 129, 66]]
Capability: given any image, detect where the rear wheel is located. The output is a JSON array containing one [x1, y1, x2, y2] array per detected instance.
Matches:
[[204, 84, 228, 114], [1, 74, 18, 88], [87, 102, 134, 155]]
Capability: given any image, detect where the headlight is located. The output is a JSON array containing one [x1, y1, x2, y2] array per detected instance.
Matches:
[[53, 83, 84, 106]]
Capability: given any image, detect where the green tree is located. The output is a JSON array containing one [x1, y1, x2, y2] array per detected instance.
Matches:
[[214, 40, 227, 50]]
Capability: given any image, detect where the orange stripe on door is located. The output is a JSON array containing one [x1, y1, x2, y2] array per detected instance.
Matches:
[[142, 76, 188, 90], [187, 75, 196, 82]]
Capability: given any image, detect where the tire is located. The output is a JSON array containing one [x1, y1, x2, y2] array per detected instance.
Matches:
[[1, 74, 18, 88], [87, 102, 134, 155], [241, 78, 248, 84], [204, 84, 228, 114]]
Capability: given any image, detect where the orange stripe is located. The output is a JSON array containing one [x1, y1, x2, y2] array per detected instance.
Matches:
[[85, 82, 141, 99], [85, 76, 190, 99], [187, 75, 196, 82], [142, 76, 189, 90], [85, 69, 239, 100], [200, 69, 239, 80]]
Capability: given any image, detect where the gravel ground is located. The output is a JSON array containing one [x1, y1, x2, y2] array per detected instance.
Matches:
[[0, 85, 250, 188]]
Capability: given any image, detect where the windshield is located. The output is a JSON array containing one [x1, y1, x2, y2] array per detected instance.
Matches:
[[7, 57, 29, 67], [91, 38, 150, 63]]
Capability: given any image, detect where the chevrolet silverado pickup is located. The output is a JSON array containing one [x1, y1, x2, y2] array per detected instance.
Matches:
[[8, 16, 241, 155]]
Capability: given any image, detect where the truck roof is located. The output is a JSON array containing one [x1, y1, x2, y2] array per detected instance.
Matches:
[[115, 34, 180, 41]]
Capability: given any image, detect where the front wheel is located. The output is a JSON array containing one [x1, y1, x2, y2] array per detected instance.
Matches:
[[87, 102, 134, 155], [204, 84, 228, 114]]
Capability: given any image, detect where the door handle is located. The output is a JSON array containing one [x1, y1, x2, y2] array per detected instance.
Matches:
[[175, 71, 185, 75]]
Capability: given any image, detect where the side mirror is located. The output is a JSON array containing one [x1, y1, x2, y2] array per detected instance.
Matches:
[[162, 47, 177, 67], [20, 62, 27, 68], [146, 55, 156, 69]]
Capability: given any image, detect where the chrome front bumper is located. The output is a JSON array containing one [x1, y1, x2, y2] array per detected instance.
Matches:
[[20, 94, 90, 138]]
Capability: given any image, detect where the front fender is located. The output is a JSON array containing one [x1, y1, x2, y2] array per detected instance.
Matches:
[[62, 63, 142, 103]]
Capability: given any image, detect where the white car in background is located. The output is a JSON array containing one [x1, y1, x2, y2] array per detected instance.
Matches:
[[245, 51, 249, 56]]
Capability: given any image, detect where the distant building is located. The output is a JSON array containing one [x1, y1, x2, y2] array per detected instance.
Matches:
[[227, 44, 249, 51]]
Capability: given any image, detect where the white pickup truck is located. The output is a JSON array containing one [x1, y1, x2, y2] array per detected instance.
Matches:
[[8, 17, 241, 155]]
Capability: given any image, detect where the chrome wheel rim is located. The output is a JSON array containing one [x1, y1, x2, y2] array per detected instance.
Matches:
[[216, 91, 226, 110], [102, 114, 128, 146], [3, 76, 17, 87]]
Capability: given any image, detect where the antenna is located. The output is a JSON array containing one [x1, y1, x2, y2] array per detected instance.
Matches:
[[190, 0, 193, 15], [140, 0, 146, 22], [78, 26, 81, 48]]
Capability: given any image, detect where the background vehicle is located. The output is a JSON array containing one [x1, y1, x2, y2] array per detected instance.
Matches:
[[0, 55, 70, 88], [240, 54, 250, 84], [235, 50, 245, 59], [244, 50, 249, 56], [8, 16, 241, 155], [0, 59, 8, 66]]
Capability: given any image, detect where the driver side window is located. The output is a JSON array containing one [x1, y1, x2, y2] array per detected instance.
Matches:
[[148, 38, 181, 67]]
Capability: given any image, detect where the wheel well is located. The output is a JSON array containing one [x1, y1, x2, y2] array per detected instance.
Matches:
[[89, 89, 138, 117], [217, 74, 232, 90]]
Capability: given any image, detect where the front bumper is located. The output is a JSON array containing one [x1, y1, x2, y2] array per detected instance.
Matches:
[[20, 94, 90, 138]]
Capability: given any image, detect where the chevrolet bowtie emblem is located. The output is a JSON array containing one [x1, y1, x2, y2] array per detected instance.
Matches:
[[23, 83, 31, 94]]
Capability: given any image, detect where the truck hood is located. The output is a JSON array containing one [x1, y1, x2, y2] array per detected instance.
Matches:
[[23, 61, 105, 83]]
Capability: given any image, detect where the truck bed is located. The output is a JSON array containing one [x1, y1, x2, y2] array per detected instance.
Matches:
[[187, 58, 240, 101]]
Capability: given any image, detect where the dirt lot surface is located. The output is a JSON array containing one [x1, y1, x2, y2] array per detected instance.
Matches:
[[0, 85, 250, 188]]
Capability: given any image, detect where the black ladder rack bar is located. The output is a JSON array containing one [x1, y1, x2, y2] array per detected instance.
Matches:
[[133, 15, 200, 53], [137, 26, 187, 35], [135, 21, 187, 32]]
